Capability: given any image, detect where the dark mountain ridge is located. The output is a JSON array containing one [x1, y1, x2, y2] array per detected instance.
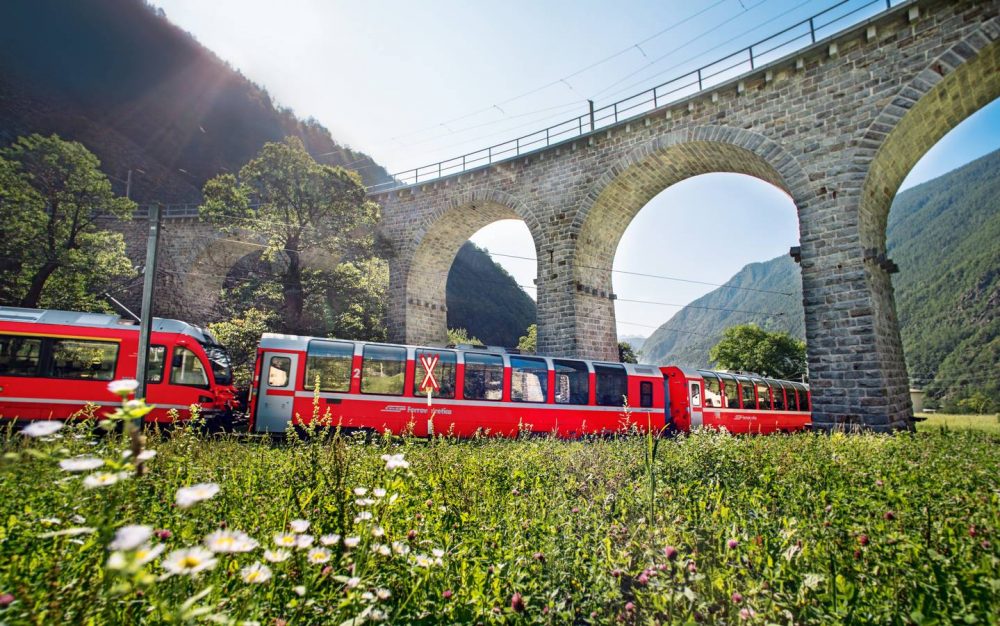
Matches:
[[0, 0, 392, 202]]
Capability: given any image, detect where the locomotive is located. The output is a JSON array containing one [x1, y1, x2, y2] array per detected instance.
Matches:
[[0, 307, 238, 425]]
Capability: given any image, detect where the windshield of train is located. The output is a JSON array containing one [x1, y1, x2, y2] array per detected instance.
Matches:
[[201, 343, 233, 386]]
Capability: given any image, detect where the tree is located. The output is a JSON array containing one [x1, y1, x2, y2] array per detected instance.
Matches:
[[0, 134, 136, 309], [201, 136, 379, 333], [207, 307, 276, 387], [448, 328, 482, 346], [618, 341, 639, 364], [956, 391, 995, 415], [517, 324, 537, 353], [709, 324, 806, 379]]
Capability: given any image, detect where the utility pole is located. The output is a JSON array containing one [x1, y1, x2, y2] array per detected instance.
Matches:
[[588, 100, 595, 132], [135, 203, 162, 408]]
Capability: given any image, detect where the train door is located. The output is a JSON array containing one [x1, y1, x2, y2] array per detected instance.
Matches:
[[688, 379, 703, 428], [255, 352, 298, 433]]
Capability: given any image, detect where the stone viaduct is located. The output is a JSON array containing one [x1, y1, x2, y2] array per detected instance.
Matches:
[[373, 0, 1000, 432]]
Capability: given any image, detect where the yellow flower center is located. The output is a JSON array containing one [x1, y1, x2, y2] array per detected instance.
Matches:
[[180, 556, 201, 568]]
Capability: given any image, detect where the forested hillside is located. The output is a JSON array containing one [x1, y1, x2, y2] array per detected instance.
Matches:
[[447, 242, 537, 347], [641, 149, 1000, 404], [0, 0, 392, 201], [0, 0, 539, 347]]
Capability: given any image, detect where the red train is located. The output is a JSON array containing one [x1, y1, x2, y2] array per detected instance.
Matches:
[[247, 333, 811, 436], [0, 307, 238, 424]]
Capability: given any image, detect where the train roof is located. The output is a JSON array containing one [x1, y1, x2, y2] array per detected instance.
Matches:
[[0, 306, 219, 345], [664, 364, 808, 389], [259, 333, 663, 376]]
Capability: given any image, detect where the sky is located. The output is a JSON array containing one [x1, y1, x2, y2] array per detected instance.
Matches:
[[153, 0, 1000, 339]]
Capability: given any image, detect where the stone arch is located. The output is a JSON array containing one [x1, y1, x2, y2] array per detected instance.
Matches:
[[860, 16, 1000, 250], [840, 19, 1000, 429], [397, 188, 542, 346], [560, 127, 809, 360]]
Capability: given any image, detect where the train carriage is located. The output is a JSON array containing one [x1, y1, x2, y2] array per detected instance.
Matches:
[[248, 333, 811, 437], [0, 307, 238, 424], [662, 366, 811, 433], [249, 333, 667, 437]]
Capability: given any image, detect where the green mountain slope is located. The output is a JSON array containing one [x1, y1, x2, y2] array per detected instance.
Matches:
[[447, 242, 536, 347], [641, 149, 1000, 402]]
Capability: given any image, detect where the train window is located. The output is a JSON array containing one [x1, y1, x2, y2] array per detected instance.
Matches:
[[51, 339, 118, 381], [800, 388, 810, 411], [594, 364, 628, 407], [305, 340, 354, 392], [553, 359, 588, 405], [266, 356, 291, 388], [0, 334, 43, 376], [740, 380, 756, 410], [690, 382, 702, 407], [718, 373, 737, 408], [787, 385, 799, 411], [361, 345, 406, 396], [756, 382, 771, 410], [510, 356, 548, 403], [772, 383, 787, 411], [699, 372, 722, 408], [463, 353, 503, 401], [146, 346, 166, 383], [640, 381, 653, 408], [413, 349, 456, 399], [172, 346, 209, 388]]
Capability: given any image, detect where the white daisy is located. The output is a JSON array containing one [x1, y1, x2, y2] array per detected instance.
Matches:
[[307, 548, 331, 564], [356, 498, 376, 506], [264, 549, 290, 563], [413, 554, 433, 568], [133, 543, 165, 565], [204, 530, 258, 553], [346, 576, 361, 588], [354, 487, 368, 496], [380, 453, 409, 470], [241, 562, 272, 584], [391, 541, 410, 555], [174, 483, 220, 508], [137, 449, 157, 461], [375, 544, 391, 556], [107, 379, 139, 396], [22, 421, 64, 438], [370, 609, 388, 622], [373, 488, 387, 498], [273, 533, 297, 548], [371, 526, 385, 537], [432, 548, 445, 558], [376, 588, 391, 600], [290, 519, 310, 533], [354, 512, 373, 523], [109, 525, 153, 551], [361, 591, 375, 602], [344, 536, 360, 548], [293, 586, 306, 597], [59, 456, 104, 472], [295, 534, 314, 549], [162, 547, 218, 576], [83, 472, 122, 489], [320, 534, 341, 546]]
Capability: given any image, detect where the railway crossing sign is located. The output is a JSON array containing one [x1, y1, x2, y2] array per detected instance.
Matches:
[[420, 354, 440, 392]]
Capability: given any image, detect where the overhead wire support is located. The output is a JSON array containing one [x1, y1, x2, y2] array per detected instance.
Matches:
[[369, 0, 899, 193]]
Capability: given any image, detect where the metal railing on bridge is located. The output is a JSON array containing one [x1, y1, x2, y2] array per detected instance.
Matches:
[[369, 0, 903, 193]]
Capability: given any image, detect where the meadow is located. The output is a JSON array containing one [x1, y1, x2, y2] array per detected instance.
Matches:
[[0, 404, 998, 625]]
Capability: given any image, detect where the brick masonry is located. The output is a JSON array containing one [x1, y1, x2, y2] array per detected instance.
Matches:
[[373, 0, 1000, 432]]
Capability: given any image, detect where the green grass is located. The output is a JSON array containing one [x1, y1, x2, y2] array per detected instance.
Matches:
[[916, 412, 1000, 434], [0, 420, 998, 625]]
